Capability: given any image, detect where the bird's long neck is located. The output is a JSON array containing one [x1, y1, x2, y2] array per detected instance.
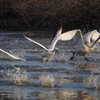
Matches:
[[49, 37, 59, 51], [91, 36, 100, 48]]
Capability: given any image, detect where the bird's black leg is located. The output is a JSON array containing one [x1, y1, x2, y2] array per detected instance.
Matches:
[[84, 54, 90, 61], [45, 58, 50, 62], [69, 52, 75, 60], [84, 57, 90, 61]]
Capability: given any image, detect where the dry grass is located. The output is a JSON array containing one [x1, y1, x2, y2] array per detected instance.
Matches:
[[0, 0, 100, 22]]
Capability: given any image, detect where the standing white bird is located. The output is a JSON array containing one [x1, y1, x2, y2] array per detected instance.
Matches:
[[0, 49, 25, 61], [23, 25, 62, 62], [58, 29, 100, 61]]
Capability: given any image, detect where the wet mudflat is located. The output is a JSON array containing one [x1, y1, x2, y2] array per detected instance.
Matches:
[[0, 31, 100, 100]]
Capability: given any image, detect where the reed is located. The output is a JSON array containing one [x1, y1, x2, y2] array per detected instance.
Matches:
[[0, 0, 100, 21]]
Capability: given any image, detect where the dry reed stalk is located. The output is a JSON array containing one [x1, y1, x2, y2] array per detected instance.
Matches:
[[0, 0, 100, 22]]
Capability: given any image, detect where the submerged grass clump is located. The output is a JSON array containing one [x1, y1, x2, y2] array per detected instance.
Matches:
[[39, 74, 55, 87], [13, 68, 29, 85], [7, 67, 31, 85], [89, 72, 100, 89]]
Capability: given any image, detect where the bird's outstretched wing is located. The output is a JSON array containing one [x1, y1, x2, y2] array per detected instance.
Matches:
[[83, 30, 100, 46], [48, 25, 62, 51], [0, 49, 25, 61], [91, 35, 100, 48], [58, 29, 84, 46], [23, 35, 48, 51], [84, 30, 100, 42], [58, 29, 81, 40]]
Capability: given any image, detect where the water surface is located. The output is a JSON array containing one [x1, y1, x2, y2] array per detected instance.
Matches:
[[0, 31, 100, 100]]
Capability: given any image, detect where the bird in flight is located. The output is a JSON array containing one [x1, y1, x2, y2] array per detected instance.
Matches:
[[23, 25, 62, 62], [58, 29, 100, 61], [24, 26, 100, 61]]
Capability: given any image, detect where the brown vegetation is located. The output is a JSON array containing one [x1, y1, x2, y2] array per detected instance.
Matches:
[[0, 0, 100, 21], [0, 0, 100, 29]]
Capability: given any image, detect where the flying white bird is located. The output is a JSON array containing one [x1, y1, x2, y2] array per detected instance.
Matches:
[[0, 49, 25, 61], [23, 25, 62, 62], [24, 27, 100, 61], [59, 29, 100, 61]]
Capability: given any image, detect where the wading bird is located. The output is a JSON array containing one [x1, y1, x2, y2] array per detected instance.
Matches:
[[58, 29, 100, 61], [0, 49, 25, 61], [23, 25, 62, 62]]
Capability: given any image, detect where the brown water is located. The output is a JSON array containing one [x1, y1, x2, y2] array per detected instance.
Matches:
[[0, 31, 100, 100]]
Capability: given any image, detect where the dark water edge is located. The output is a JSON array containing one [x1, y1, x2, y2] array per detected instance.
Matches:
[[0, 18, 100, 32]]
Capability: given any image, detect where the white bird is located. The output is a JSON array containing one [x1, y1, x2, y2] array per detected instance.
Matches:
[[23, 25, 62, 62], [0, 49, 25, 61], [58, 29, 100, 61], [24, 26, 100, 61]]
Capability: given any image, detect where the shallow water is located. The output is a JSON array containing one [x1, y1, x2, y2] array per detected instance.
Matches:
[[0, 31, 100, 100]]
